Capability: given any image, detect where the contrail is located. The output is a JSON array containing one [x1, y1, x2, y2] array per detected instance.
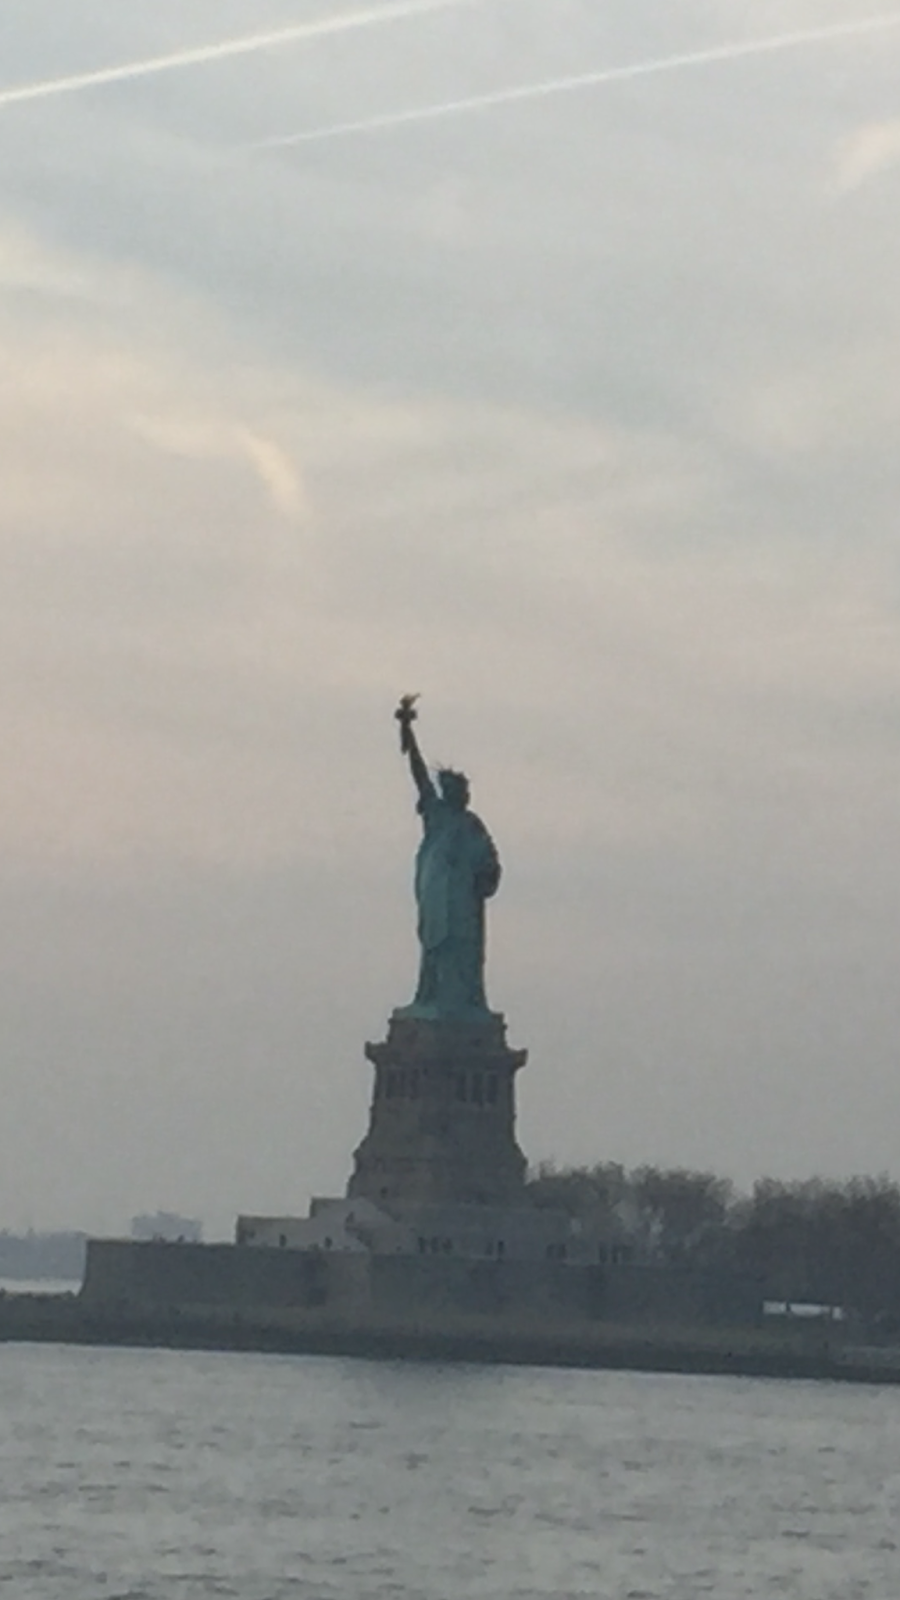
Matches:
[[250, 11, 900, 149], [0, 0, 491, 111]]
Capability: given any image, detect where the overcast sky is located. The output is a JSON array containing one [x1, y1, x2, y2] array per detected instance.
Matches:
[[1, 0, 900, 1236]]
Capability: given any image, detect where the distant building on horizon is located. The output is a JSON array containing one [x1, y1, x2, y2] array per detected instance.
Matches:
[[0, 1229, 87, 1281], [131, 1212, 203, 1244]]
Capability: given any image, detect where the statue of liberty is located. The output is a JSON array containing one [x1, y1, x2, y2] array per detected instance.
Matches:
[[394, 696, 501, 1018]]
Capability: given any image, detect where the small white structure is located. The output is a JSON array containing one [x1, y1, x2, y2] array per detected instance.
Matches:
[[391, 1202, 606, 1263], [236, 1196, 622, 1264], [235, 1198, 415, 1255], [131, 1211, 202, 1244]]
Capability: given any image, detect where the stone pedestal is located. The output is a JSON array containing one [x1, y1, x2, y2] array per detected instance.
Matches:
[[347, 1012, 527, 1208]]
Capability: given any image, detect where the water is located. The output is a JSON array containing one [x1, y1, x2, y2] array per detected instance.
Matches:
[[0, 1278, 81, 1296], [1, 1344, 898, 1599]]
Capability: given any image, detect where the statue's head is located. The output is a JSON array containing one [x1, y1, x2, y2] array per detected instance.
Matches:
[[438, 768, 470, 810]]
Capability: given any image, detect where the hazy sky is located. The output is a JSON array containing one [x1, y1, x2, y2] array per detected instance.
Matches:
[[2, 0, 900, 1236]]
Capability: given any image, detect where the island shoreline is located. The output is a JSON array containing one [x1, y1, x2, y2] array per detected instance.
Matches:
[[2, 1296, 899, 1386]]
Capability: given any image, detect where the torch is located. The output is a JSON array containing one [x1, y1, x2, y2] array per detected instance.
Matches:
[[395, 693, 420, 753]]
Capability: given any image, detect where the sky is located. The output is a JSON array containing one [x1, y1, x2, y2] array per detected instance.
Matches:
[[1, 0, 900, 1236]]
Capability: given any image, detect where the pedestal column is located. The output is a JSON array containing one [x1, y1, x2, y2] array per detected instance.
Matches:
[[347, 1012, 527, 1208]]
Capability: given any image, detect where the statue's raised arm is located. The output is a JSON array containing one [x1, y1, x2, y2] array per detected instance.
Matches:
[[395, 694, 434, 805]]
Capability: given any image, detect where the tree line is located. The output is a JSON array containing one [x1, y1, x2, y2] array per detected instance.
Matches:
[[526, 1162, 900, 1329]]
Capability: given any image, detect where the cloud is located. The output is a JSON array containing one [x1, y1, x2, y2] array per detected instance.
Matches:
[[236, 428, 309, 522], [1, 213, 899, 898], [833, 117, 900, 192], [131, 411, 310, 523]]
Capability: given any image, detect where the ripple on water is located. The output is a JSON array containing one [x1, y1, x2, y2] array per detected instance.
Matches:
[[1, 1348, 900, 1598]]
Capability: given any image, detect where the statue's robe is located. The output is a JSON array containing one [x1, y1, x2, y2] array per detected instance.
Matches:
[[410, 791, 501, 1016]]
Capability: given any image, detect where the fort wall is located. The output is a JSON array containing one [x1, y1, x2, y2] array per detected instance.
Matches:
[[81, 1240, 761, 1331], [81, 1240, 329, 1312]]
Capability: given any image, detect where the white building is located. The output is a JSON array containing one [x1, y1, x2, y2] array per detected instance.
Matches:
[[235, 1195, 626, 1264]]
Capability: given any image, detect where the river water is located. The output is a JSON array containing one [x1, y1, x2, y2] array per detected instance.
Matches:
[[0, 1343, 898, 1599], [0, 1278, 81, 1296]]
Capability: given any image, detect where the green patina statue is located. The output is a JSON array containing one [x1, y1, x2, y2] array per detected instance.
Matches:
[[395, 695, 501, 1018]]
